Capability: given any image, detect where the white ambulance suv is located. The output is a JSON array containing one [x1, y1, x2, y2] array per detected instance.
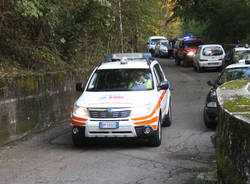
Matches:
[[70, 53, 172, 147]]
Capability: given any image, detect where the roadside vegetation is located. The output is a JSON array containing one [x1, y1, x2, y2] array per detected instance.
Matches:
[[173, 0, 250, 44], [0, 0, 250, 77], [221, 78, 250, 115], [223, 95, 250, 112], [0, 0, 181, 77]]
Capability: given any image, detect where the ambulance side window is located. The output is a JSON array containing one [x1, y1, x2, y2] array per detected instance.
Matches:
[[153, 64, 164, 84], [153, 69, 160, 85]]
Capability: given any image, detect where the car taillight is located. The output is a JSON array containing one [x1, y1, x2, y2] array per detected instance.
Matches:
[[200, 59, 208, 62]]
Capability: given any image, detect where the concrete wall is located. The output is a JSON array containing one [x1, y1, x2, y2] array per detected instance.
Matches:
[[216, 85, 250, 184], [0, 71, 90, 146]]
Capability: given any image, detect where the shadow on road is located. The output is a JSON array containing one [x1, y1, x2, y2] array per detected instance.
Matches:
[[49, 128, 158, 150]]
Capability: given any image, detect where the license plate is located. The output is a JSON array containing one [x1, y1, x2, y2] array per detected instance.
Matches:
[[208, 62, 218, 65], [99, 122, 119, 129]]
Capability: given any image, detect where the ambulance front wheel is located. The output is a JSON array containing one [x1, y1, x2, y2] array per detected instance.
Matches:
[[72, 126, 85, 147], [148, 117, 162, 147]]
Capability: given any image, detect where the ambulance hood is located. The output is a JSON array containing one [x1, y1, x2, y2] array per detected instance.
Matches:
[[75, 91, 156, 108]]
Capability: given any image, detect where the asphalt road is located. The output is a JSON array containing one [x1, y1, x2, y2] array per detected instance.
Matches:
[[0, 58, 219, 184]]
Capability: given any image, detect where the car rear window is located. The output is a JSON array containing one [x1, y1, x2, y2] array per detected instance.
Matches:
[[87, 69, 154, 91], [151, 39, 165, 45], [202, 46, 224, 56], [161, 42, 169, 46]]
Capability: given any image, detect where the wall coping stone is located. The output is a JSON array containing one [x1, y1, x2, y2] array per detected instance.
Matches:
[[217, 80, 250, 123]]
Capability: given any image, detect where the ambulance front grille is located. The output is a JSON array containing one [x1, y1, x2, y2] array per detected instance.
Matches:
[[88, 108, 131, 118]]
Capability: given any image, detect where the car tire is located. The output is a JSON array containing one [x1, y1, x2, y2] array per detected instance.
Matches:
[[72, 134, 84, 147], [193, 62, 197, 71], [183, 58, 188, 67], [148, 117, 162, 147], [197, 64, 203, 72], [175, 56, 180, 66], [72, 127, 85, 147], [162, 100, 172, 127], [203, 109, 216, 128]]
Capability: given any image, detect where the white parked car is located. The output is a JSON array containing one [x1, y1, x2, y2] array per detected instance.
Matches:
[[147, 36, 167, 55], [154, 40, 171, 58], [70, 53, 172, 147], [193, 44, 225, 72]]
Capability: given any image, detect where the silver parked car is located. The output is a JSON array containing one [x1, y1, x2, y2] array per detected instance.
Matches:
[[193, 44, 225, 72]]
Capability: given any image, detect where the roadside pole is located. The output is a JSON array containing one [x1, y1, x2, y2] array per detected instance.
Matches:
[[118, 0, 124, 53]]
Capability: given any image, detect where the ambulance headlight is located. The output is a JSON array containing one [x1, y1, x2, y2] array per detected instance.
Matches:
[[131, 103, 152, 117], [73, 105, 88, 117]]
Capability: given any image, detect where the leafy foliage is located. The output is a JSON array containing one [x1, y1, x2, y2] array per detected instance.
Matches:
[[1, 0, 250, 76], [2, 0, 177, 74], [173, 0, 250, 43]]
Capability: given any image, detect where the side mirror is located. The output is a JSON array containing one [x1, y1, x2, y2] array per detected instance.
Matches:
[[76, 83, 85, 92], [158, 81, 170, 90], [207, 80, 215, 87]]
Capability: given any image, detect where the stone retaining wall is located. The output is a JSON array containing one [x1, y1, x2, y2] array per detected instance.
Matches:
[[0, 70, 91, 146], [216, 80, 250, 184]]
